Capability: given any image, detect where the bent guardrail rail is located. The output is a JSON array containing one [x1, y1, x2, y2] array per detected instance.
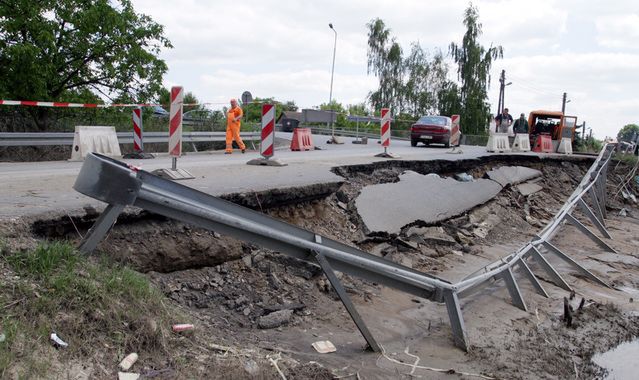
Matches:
[[73, 153, 463, 352], [73, 144, 616, 352], [456, 144, 616, 308]]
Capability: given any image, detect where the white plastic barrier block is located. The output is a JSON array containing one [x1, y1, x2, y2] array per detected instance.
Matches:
[[557, 137, 573, 154], [70, 126, 121, 161], [486, 133, 511, 153], [511, 134, 531, 152]]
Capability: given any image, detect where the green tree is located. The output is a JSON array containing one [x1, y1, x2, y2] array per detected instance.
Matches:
[[241, 97, 297, 123], [617, 124, 639, 142], [366, 19, 404, 112], [403, 44, 448, 116], [347, 103, 370, 116], [320, 100, 347, 128], [437, 81, 463, 117], [0, 0, 171, 131], [449, 3, 503, 134], [159, 89, 200, 112], [366, 19, 449, 117]]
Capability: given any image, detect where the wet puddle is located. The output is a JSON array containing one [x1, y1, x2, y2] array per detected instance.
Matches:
[[592, 339, 639, 379]]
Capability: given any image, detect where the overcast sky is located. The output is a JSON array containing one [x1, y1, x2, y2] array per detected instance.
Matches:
[[132, 0, 638, 138]]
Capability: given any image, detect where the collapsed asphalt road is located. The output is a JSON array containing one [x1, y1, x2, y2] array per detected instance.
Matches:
[[2, 152, 639, 379]]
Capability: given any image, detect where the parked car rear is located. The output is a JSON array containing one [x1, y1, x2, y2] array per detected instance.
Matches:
[[410, 115, 460, 147]]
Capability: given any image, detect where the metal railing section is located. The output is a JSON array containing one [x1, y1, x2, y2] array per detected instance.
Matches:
[[0, 131, 261, 147], [72, 144, 617, 352], [453, 144, 615, 313], [73, 153, 463, 352]]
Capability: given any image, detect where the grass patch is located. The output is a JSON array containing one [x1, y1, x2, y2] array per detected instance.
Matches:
[[613, 152, 639, 166], [0, 241, 179, 378]]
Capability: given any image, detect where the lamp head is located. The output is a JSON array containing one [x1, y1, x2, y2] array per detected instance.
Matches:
[[329, 23, 333, 29]]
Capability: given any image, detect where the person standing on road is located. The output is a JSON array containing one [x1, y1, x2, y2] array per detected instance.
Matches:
[[225, 98, 246, 154], [495, 108, 513, 133], [513, 113, 529, 134]]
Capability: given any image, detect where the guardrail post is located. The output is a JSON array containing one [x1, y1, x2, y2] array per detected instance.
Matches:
[[564, 214, 616, 253], [312, 249, 380, 352], [587, 188, 606, 226], [516, 257, 549, 298], [498, 267, 527, 311], [528, 246, 572, 291], [78, 204, 125, 254], [443, 290, 468, 351], [577, 199, 611, 238], [537, 240, 609, 287]]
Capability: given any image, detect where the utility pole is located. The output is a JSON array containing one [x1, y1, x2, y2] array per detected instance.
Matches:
[[498, 70, 505, 115], [561, 92, 567, 114]]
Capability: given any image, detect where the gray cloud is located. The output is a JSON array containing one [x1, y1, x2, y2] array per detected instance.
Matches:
[[133, 0, 639, 138]]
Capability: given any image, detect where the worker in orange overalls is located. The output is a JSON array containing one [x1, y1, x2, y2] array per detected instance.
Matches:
[[225, 98, 246, 154]]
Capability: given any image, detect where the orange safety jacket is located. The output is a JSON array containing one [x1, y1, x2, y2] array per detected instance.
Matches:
[[227, 106, 243, 129]]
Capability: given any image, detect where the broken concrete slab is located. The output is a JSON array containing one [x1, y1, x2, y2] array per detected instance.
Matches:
[[517, 182, 544, 196], [406, 226, 457, 246], [355, 171, 502, 234], [485, 166, 542, 187]]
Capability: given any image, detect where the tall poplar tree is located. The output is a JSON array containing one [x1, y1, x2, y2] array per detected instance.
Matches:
[[449, 3, 502, 134]]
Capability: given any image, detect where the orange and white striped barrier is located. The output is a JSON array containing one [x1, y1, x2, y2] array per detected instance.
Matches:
[[151, 86, 193, 180], [381, 108, 390, 147], [451, 114, 461, 146], [261, 104, 275, 158], [246, 103, 286, 166], [123, 107, 154, 159], [375, 108, 399, 158], [133, 107, 143, 152], [169, 86, 183, 158]]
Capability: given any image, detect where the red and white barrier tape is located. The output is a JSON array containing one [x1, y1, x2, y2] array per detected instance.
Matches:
[[0, 100, 159, 108], [0, 99, 208, 108]]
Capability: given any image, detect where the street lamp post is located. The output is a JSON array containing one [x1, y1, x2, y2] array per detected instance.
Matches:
[[328, 23, 337, 137]]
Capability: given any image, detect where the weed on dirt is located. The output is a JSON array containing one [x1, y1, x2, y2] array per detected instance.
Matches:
[[0, 241, 175, 378]]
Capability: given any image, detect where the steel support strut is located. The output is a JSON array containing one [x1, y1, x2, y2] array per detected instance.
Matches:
[[528, 246, 572, 291], [443, 290, 468, 351], [499, 266, 527, 311], [312, 250, 380, 352], [78, 204, 125, 253], [564, 214, 616, 253], [537, 240, 609, 288], [577, 199, 612, 238], [516, 257, 549, 298], [587, 187, 606, 226]]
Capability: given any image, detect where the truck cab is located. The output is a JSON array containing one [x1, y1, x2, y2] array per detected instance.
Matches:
[[528, 110, 578, 142]]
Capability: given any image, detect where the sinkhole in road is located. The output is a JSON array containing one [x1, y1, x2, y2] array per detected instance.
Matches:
[[17, 153, 639, 379], [31, 154, 593, 275]]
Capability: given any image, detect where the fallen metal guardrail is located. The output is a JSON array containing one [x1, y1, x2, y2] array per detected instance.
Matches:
[[456, 143, 616, 310], [73, 144, 616, 352], [73, 153, 461, 352], [0, 131, 261, 147]]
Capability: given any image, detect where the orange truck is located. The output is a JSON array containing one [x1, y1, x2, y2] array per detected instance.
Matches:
[[528, 110, 577, 152]]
